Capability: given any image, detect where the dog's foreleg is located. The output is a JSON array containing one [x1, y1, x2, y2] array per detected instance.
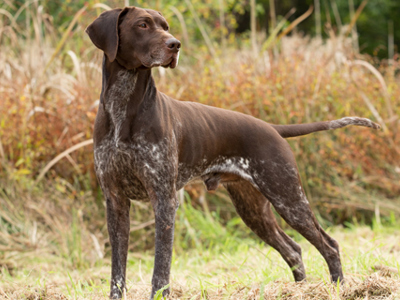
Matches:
[[106, 194, 131, 299], [149, 192, 179, 300]]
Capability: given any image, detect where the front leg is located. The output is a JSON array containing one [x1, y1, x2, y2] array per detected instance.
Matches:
[[149, 190, 179, 299], [106, 191, 131, 299]]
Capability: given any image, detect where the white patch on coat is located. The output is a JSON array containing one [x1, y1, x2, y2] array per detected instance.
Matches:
[[239, 158, 250, 169], [298, 186, 309, 204], [203, 156, 257, 188], [175, 51, 180, 67], [105, 70, 138, 148]]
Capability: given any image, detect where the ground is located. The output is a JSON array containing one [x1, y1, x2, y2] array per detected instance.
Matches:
[[0, 225, 399, 299]]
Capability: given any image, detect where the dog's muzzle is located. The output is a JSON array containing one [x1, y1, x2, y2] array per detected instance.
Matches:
[[164, 38, 181, 68]]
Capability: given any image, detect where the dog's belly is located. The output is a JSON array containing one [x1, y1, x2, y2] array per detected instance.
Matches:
[[176, 156, 257, 191]]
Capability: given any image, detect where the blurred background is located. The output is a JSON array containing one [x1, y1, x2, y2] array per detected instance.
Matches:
[[0, 0, 399, 265]]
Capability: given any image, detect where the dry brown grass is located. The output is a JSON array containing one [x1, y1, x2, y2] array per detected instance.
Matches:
[[5, 273, 399, 300], [1, 248, 399, 299], [1, 2, 399, 218]]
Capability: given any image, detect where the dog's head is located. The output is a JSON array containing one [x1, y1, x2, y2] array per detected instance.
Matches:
[[86, 7, 180, 69]]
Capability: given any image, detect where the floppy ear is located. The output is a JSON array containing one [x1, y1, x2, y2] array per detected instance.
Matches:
[[85, 8, 130, 62]]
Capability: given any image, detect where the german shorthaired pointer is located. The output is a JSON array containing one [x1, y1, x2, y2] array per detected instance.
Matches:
[[86, 6, 380, 299]]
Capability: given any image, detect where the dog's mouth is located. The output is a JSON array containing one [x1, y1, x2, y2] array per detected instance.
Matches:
[[142, 51, 179, 69], [163, 55, 179, 69]]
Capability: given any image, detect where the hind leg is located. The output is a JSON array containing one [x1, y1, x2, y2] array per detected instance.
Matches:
[[252, 149, 344, 282], [275, 201, 343, 282], [224, 180, 306, 281]]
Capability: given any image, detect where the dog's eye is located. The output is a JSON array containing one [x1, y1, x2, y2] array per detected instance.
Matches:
[[165, 26, 169, 31], [139, 23, 147, 28]]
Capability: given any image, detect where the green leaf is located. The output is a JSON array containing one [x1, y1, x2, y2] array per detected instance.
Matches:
[[154, 284, 170, 300]]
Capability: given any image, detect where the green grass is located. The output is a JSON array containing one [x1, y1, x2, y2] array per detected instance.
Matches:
[[1, 205, 399, 299], [0, 182, 399, 299]]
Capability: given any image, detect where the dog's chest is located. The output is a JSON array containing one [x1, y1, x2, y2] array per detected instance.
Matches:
[[94, 138, 149, 201], [94, 133, 178, 200]]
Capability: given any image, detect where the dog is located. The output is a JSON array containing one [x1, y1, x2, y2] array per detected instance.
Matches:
[[86, 6, 380, 299]]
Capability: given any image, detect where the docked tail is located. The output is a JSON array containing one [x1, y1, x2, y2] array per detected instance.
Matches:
[[272, 117, 381, 138]]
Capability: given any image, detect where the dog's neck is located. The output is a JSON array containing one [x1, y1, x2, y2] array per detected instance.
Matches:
[[101, 55, 157, 109], [100, 55, 157, 147]]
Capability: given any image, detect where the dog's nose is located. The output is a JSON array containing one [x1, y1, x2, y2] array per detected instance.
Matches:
[[166, 38, 181, 52]]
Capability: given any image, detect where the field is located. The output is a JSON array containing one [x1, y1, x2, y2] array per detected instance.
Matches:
[[1, 217, 400, 299], [1, 1, 400, 299]]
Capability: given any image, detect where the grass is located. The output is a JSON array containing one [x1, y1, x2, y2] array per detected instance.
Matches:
[[0, 210, 399, 299]]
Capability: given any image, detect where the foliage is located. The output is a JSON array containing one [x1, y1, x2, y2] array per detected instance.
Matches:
[[250, 0, 400, 58], [3, 0, 399, 58]]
